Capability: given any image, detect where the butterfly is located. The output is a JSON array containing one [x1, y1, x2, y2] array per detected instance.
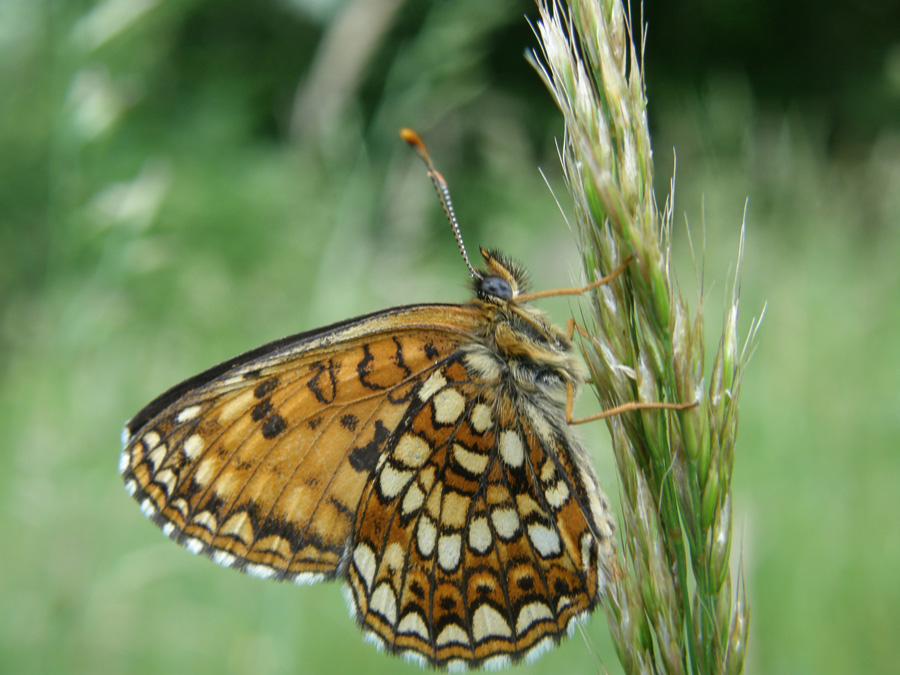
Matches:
[[120, 129, 621, 670]]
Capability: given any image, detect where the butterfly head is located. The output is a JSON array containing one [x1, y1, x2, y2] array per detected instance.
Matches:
[[468, 246, 584, 390], [474, 247, 530, 304]]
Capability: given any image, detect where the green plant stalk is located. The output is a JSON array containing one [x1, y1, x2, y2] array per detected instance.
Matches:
[[532, 0, 757, 672]]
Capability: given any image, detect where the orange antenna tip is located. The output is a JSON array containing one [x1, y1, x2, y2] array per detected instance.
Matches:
[[399, 128, 434, 168], [399, 127, 422, 146]]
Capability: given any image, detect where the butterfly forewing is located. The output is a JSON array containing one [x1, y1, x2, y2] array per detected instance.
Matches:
[[121, 305, 484, 582]]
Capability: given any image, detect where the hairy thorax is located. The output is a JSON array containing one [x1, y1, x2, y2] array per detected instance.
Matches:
[[461, 298, 586, 430]]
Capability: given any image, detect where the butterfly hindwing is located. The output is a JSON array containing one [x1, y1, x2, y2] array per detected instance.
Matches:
[[346, 353, 615, 667]]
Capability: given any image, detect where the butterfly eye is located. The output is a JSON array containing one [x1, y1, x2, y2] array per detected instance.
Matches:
[[480, 275, 513, 300]]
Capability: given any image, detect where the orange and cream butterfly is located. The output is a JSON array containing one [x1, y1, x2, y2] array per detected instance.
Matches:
[[120, 129, 623, 669]]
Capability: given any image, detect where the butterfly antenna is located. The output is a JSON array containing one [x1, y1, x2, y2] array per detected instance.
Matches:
[[400, 128, 482, 280]]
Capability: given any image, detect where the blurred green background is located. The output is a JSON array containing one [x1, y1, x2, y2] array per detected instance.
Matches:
[[2, 0, 899, 673]]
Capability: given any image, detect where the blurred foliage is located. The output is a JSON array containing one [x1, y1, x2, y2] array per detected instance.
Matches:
[[645, 1, 900, 143], [1, 0, 899, 674]]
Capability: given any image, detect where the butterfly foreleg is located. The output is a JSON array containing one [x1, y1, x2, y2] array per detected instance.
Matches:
[[514, 255, 634, 303]]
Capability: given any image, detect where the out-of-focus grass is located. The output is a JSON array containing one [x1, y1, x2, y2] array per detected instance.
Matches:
[[656, 79, 900, 673], [1, 2, 899, 674]]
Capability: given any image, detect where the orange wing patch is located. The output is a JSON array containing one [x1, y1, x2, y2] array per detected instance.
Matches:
[[121, 307, 482, 584]]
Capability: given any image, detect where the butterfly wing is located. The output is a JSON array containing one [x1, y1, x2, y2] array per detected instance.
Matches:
[[122, 300, 616, 668], [346, 353, 616, 668], [120, 304, 485, 583]]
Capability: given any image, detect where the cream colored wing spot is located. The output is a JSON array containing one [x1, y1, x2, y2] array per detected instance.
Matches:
[[435, 623, 469, 647], [544, 479, 570, 509], [416, 515, 437, 558], [472, 604, 512, 641], [527, 523, 562, 558], [221, 511, 253, 545], [142, 431, 161, 451], [490, 507, 520, 540], [379, 465, 414, 500], [470, 403, 493, 433], [392, 433, 430, 468], [482, 655, 511, 670], [344, 583, 361, 620], [523, 636, 554, 663], [362, 627, 386, 649], [183, 434, 204, 461], [540, 458, 556, 483], [397, 611, 430, 640], [154, 469, 177, 497], [193, 458, 217, 487], [451, 443, 489, 475], [146, 443, 167, 471], [468, 516, 492, 553], [515, 601, 554, 636], [580, 533, 596, 575], [418, 371, 447, 402], [169, 498, 189, 519], [580, 464, 608, 525], [433, 388, 465, 424], [370, 582, 399, 626], [353, 543, 377, 591], [192, 510, 218, 533], [499, 430, 524, 468], [176, 405, 202, 422], [437, 532, 462, 572], [401, 482, 425, 516]]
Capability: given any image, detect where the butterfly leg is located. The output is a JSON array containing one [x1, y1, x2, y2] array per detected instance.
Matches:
[[514, 256, 634, 303], [564, 318, 697, 425]]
